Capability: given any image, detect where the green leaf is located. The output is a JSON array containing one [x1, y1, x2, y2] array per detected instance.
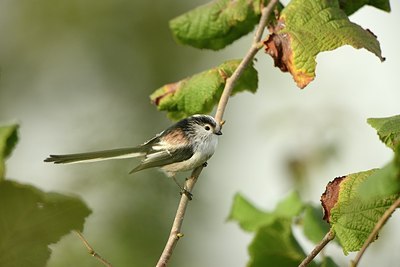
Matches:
[[151, 59, 258, 120], [357, 115, 400, 198], [359, 162, 400, 199], [339, 0, 391, 16], [0, 180, 91, 267], [303, 204, 330, 244], [264, 0, 384, 88], [327, 170, 399, 254], [228, 191, 303, 232], [248, 218, 313, 267], [170, 0, 263, 50], [367, 114, 400, 151], [228, 193, 275, 232], [0, 124, 19, 179], [273, 191, 304, 217]]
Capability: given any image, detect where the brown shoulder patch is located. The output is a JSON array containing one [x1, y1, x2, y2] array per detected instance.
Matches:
[[161, 129, 188, 146]]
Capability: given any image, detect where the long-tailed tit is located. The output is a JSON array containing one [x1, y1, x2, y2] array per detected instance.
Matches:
[[45, 115, 222, 191]]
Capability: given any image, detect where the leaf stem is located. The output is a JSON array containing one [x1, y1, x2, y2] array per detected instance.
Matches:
[[298, 229, 335, 267], [156, 1, 279, 266], [75, 231, 113, 267], [350, 196, 400, 267]]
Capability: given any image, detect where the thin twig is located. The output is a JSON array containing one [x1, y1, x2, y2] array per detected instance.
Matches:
[[351, 196, 400, 267], [215, 0, 278, 124], [74, 231, 113, 267], [156, 1, 279, 266], [156, 166, 203, 267], [298, 229, 335, 267]]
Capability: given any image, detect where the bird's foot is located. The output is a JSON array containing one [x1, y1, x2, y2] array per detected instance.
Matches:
[[172, 176, 193, 200], [180, 189, 193, 200]]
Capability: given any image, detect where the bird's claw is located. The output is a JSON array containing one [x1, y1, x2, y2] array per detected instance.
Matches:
[[180, 189, 193, 200]]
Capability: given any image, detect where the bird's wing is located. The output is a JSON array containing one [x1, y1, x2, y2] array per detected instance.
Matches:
[[129, 146, 194, 174]]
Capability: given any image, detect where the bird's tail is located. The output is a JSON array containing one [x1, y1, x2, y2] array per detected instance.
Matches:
[[44, 147, 145, 164]]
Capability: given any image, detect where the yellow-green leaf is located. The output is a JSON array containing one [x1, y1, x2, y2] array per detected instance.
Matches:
[[150, 59, 258, 120], [170, 0, 263, 50], [323, 171, 399, 254], [368, 114, 400, 151], [264, 0, 384, 88]]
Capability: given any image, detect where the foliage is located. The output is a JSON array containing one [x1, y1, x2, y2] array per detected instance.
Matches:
[[151, 60, 258, 120], [229, 114, 400, 265], [264, 0, 384, 88], [323, 171, 399, 254], [1, 0, 397, 266], [229, 192, 331, 266], [169, 0, 265, 50], [152, 0, 389, 119], [0, 125, 92, 267], [159, 0, 398, 266]]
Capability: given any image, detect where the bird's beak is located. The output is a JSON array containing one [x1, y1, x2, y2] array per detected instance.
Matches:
[[215, 129, 223, 135]]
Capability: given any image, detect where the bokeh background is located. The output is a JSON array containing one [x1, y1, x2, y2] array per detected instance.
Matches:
[[1, 0, 399, 266]]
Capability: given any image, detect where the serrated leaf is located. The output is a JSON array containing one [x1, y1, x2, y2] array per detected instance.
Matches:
[[169, 0, 263, 50], [339, 0, 391, 16], [248, 218, 314, 267], [0, 180, 91, 267], [326, 170, 399, 254], [264, 0, 384, 88], [367, 114, 400, 151], [228, 191, 304, 232], [303, 205, 330, 244], [0, 124, 19, 179], [151, 59, 258, 120]]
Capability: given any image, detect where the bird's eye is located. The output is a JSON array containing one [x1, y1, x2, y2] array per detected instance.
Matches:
[[204, 125, 211, 131]]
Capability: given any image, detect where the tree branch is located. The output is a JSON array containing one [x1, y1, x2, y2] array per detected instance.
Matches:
[[215, 0, 278, 124], [298, 229, 335, 267], [156, 166, 203, 267], [351, 196, 400, 267], [75, 231, 113, 267], [156, 1, 279, 266]]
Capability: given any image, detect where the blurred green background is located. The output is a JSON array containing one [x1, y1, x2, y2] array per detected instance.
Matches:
[[1, 0, 400, 266]]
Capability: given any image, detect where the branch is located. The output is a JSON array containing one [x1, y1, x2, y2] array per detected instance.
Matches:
[[351, 196, 400, 267], [75, 231, 113, 267], [156, 1, 279, 266], [215, 0, 278, 124], [156, 166, 203, 267], [298, 229, 335, 267]]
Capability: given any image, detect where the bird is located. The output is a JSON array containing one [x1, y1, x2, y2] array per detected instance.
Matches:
[[45, 114, 222, 195]]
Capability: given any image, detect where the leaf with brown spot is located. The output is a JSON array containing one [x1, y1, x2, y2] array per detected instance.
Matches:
[[320, 176, 345, 223], [263, 0, 384, 88], [150, 59, 258, 120], [321, 170, 399, 254]]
